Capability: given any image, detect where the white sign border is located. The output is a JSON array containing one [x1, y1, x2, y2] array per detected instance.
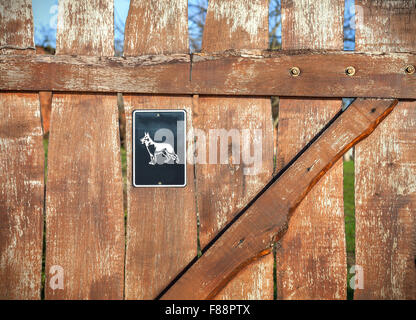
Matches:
[[132, 109, 187, 188]]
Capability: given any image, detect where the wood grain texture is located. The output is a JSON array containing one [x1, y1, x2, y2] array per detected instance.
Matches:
[[196, 0, 274, 300], [55, 0, 114, 56], [275, 100, 346, 300], [39, 91, 52, 135], [0, 93, 44, 299], [45, 0, 124, 299], [161, 99, 397, 300], [0, 0, 44, 300], [282, 0, 344, 50], [124, 95, 196, 299], [2, 51, 415, 98], [355, 0, 416, 300], [355, 0, 416, 53], [202, 0, 269, 52], [0, 0, 35, 54], [123, 1, 197, 300], [124, 0, 188, 55], [276, 0, 346, 300]]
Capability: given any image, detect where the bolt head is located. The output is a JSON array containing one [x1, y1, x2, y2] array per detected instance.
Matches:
[[290, 67, 301, 77], [346, 66, 356, 76], [405, 65, 415, 75]]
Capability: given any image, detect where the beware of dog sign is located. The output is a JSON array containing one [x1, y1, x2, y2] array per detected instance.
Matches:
[[132, 110, 186, 187]]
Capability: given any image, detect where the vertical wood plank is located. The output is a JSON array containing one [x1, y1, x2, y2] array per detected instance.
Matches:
[[124, 0, 188, 55], [276, 0, 346, 299], [0, 0, 44, 300], [355, 0, 416, 300], [197, 0, 274, 300], [202, 0, 269, 52], [45, 0, 125, 299], [0, 93, 44, 299], [0, 0, 35, 54], [123, 0, 197, 299]]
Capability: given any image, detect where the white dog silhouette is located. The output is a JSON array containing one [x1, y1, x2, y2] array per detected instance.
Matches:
[[140, 132, 179, 165]]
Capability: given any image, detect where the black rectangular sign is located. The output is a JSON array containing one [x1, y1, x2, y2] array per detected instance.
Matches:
[[133, 110, 186, 187]]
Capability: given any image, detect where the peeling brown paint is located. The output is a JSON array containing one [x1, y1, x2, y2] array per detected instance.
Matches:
[[161, 99, 397, 300], [56, 0, 114, 56], [355, 0, 416, 300], [196, 0, 274, 300], [2, 51, 415, 98], [0, 0, 35, 54], [123, 1, 197, 300], [45, 0, 124, 300], [0, 94, 44, 300], [0, 0, 43, 300], [0, 0, 414, 302], [276, 0, 347, 300], [202, 0, 269, 52], [124, 0, 188, 55]]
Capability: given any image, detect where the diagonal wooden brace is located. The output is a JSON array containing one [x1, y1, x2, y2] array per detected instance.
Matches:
[[159, 98, 398, 300]]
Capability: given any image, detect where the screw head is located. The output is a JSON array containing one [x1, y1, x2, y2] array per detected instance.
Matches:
[[290, 67, 301, 77], [345, 66, 356, 76], [405, 65, 415, 75]]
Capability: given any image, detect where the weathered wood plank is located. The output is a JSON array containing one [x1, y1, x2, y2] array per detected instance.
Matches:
[[275, 0, 346, 300], [123, 0, 197, 300], [355, 0, 416, 300], [0, 93, 44, 299], [1, 51, 415, 98], [195, 0, 274, 300], [0, 0, 35, 54], [201, 0, 269, 52], [124, 0, 188, 55], [0, 0, 44, 300], [45, 0, 124, 299], [161, 99, 398, 300], [55, 0, 114, 56], [355, 0, 416, 53]]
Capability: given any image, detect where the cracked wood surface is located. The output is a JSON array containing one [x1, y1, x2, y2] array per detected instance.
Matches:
[[123, 0, 197, 300], [0, 0, 44, 300], [124, 0, 188, 55], [196, 0, 274, 300], [275, 0, 346, 300], [1, 51, 415, 98], [0, 0, 35, 54], [45, 0, 124, 299], [354, 0, 416, 300], [161, 99, 397, 300]]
